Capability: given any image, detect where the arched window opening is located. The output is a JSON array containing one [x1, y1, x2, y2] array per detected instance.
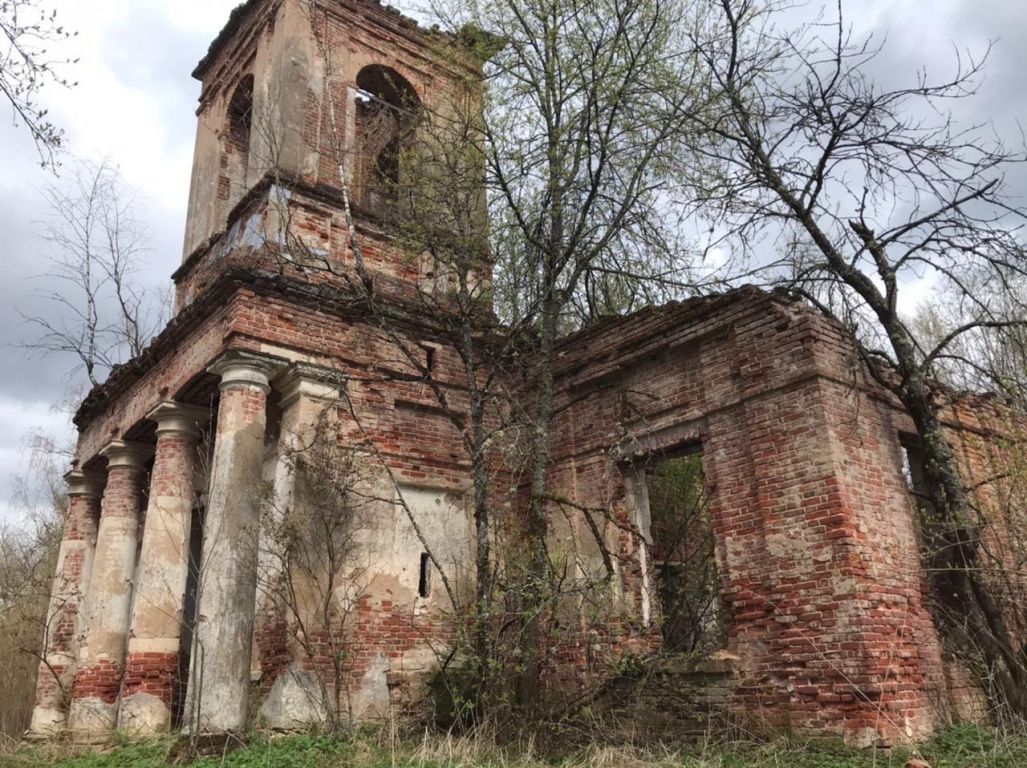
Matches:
[[226, 75, 254, 176], [353, 65, 420, 208]]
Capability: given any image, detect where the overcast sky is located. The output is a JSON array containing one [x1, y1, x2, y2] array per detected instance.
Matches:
[[0, 0, 1024, 526]]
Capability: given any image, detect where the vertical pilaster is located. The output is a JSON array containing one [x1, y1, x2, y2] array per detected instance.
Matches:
[[255, 364, 340, 729], [272, 364, 341, 512], [118, 403, 207, 735], [68, 442, 151, 740], [188, 353, 273, 734], [26, 470, 103, 739]]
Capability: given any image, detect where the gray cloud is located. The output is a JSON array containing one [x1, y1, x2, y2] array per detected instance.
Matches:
[[0, 0, 1024, 525]]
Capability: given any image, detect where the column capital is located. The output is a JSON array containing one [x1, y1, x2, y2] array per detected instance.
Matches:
[[273, 363, 341, 410], [147, 401, 209, 439], [208, 352, 276, 395], [99, 440, 153, 470], [65, 469, 105, 499]]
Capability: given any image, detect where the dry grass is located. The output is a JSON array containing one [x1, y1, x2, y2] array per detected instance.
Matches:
[[2, 722, 1027, 768]]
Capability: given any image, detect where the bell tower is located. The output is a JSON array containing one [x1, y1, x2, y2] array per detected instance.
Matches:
[[174, 0, 486, 312]]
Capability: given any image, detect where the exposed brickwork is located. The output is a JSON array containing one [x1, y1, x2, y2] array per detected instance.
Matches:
[[48, 496, 99, 655], [117, 424, 199, 717], [120, 653, 179, 704], [67, 457, 147, 736], [254, 608, 292, 697], [99, 463, 146, 522], [33, 663, 69, 710], [30, 490, 101, 731], [67, 254, 1027, 744], [147, 432, 195, 500], [70, 660, 123, 705], [63, 254, 1025, 744], [253, 592, 456, 720], [537, 292, 953, 743]]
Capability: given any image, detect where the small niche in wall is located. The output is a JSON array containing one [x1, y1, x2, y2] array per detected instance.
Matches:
[[418, 552, 432, 598]]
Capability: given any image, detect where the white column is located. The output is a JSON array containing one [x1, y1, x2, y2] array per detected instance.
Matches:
[[188, 353, 274, 734], [27, 470, 103, 738], [118, 403, 207, 734], [255, 364, 340, 729]]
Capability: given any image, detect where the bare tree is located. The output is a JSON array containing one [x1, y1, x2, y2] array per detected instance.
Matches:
[[0, 431, 67, 738], [21, 157, 170, 388], [252, 6, 520, 716], [451, 0, 706, 707], [915, 277, 1027, 409], [258, 414, 375, 730], [0, 0, 76, 169], [243, 0, 711, 715], [685, 0, 1027, 712]]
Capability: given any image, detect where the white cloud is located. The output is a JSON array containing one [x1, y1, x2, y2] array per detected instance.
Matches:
[[47, 0, 240, 209], [0, 1, 238, 526]]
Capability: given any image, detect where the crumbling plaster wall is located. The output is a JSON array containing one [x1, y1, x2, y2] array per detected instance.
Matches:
[[64, 264, 1026, 741], [173, 194, 448, 314], [183, 0, 280, 258], [254, 393, 476, 727], [61, 1, 1025, 734]]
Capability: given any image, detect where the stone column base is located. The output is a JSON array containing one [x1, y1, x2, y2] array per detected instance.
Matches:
[[67, 699, 118, 744], [24, 708, 67, 742], [118, 650, 179, 734], [68, 660, 122, 741]]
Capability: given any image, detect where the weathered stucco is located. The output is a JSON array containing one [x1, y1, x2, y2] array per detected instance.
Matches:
[[118, 404, 206, 734], [186, 356, 273, 733]]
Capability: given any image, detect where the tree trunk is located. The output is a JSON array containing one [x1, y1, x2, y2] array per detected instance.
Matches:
[[463, 315, 494, 702], [889, 323, 1027, 713], [517, 296, 559, 710]]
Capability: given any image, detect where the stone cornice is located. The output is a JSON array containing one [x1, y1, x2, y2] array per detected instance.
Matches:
[[147, 402, 210, 439], [74, 268, 465, 431], [99, 440, 153, 470], [193, 0, 461, 82], [172, 169, 426, 285], [65, 469, 105, 499]]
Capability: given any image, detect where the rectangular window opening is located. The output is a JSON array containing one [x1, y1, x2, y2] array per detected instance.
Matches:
[[900, 435, 936, 517], [644, 449, 726, 655]]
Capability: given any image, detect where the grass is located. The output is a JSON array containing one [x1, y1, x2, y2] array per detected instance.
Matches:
[[1, 724, 1025, 768]]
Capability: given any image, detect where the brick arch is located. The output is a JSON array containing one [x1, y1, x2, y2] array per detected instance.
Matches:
[[353, 64, 421, 200]]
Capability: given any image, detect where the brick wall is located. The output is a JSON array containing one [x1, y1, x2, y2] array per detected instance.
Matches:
[[537, 289, 952, 745], [69, 256, 1027, 743]]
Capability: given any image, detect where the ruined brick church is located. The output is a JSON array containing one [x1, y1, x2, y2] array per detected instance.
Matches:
[[28, 0, 1020, 748]]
